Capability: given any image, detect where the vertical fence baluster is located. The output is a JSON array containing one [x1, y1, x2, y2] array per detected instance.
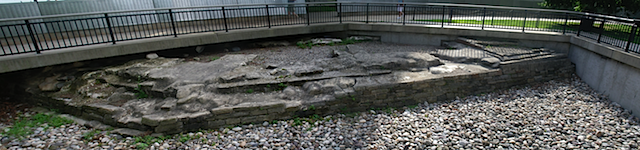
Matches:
[[625, 22, 638, 52], [222, 7, 228, 32], [597, 19, 605, 43], [366, 3, 369, 24], [448, 8, 453, 24], [104, 14, 116, 44], [577, 16, 583, 36], [563, 13, 568, 34], [481, 8, 486, 30], [535, 11, 540, 28], [402, 4, 406, 25], [266, 5, 271, 28], [412, 4, 416, 21], [25, 20, 40, 54], [306, 4, 311, 25], [339, 3, 342, 24], [441, 6, 445, 28], [522, 10, 527, 32], [169, 9, 178, 37], [491, 11, 494, 25]]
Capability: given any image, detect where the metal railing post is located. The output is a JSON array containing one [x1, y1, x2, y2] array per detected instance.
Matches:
[[402, 4, 406, 25], [306, 4, 310, 25], [24, 20, 40, 54], [522, 10, 527, 32], [339, 3, 342, 24], [535, 11, 540, 28], [597, 19, 605, 43], [625, 23, 638, 52], [491, 11, 494, 25], [481, 7, 486, 30], [441, 6, 445, 28], [266, 5, 271, 28], [577, 16, 583, 36], [412, 5, 416, 21], [168, 9, 178, 37], [562, 13, 568, 34], [448, 8, 453, 24], [222, 7, 228, 32], [366, 3, 369, 24], [104, 14, 116, 44]]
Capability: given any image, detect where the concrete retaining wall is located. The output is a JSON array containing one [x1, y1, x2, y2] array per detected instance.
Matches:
[[569, 36, 640, 117]]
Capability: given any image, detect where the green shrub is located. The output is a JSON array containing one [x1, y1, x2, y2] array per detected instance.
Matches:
[[134, 85, 148, 99]]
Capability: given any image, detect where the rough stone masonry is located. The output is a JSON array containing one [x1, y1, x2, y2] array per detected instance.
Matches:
[[28, 37, 574, 134]]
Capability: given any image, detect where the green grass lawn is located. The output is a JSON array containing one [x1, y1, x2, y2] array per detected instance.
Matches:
[[2, 113, 74, 139], [416, 19, 637, 43], [416, 19, 579, 30]]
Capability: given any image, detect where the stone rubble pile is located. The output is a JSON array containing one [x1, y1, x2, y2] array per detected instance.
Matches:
[[3, 77, 639, 149]]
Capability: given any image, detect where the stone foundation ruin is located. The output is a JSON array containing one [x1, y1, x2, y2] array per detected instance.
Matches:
[[28, 37, 574, 135]]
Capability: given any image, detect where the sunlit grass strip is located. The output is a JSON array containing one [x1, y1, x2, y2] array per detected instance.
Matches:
[[416, 19, 637, 44]]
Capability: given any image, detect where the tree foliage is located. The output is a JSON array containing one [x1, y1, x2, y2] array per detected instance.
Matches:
[[540, 0, 640, 17]]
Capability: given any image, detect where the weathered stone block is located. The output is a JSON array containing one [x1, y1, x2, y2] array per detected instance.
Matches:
[[226, 118, 241, 125], [413, 93, 431, 100], [241, 115, 268, 124], [374, 94, 387, 100], [370, 89, 389, 95], [259, 102, 286, 109], [176, 84, 205, 99], [285, 101, 302, 112], [210, 107, 233, 115], [233, 103, 260, 112], [161, 98, 177, 110], [81, 112, 103, 122], [183, 122, 208, 132], [250, 109, 268, 115], [188, 111, 212, 122], [155, 122, 183, 133], [207, 120, 226, 129], [85, 104, 125, 115], [102, 115, 118, 126], [396, 90, 406, 97], [412, 82, 430, 89], [427, 97, 438, 103], [214, 113, 233, 120], [267, 107, 285, 114], [232, 111, 250, 117], [303, 82, 323, 95], [141, 114, 178, 126], [177, 94, 199, 104]]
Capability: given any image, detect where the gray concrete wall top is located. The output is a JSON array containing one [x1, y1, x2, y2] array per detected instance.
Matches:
[[570, 36, 640, 70]]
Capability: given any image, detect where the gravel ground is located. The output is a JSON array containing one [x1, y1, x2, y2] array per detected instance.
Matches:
[[1, 76, 639, 150], [2, 42, 640, 149]]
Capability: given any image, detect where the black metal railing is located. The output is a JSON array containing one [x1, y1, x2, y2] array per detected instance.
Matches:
[[1, 2, 639, 56]]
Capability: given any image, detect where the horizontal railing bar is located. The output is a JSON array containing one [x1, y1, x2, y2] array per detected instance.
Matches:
[[0, 2, 316, 22], [338, 2, 636, 22], [0, 2, 638, 58], [0, 2, 637, 23]]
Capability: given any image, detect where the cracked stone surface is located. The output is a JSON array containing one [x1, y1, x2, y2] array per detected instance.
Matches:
[[29, 37, 564, 133]]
